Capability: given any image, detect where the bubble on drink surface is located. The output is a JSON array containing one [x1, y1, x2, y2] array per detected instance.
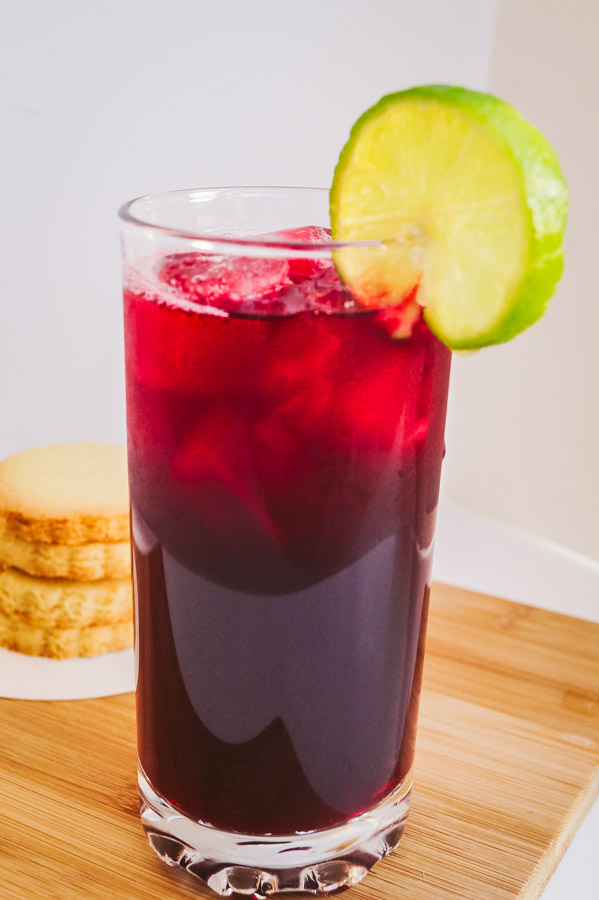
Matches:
[[125, 254, 230, 318]]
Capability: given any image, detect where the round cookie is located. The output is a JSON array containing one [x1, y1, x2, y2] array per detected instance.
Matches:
[[0, 530, 131, 581], [0, 568, 132, 628], [0, 444, 129, 544], [0, 609, 133, 659]]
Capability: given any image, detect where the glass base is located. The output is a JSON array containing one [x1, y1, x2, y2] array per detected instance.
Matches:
[[139, 767, 411, 897]]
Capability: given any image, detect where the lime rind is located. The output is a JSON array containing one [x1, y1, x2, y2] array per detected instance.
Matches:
[[330, 85, 568, 350]]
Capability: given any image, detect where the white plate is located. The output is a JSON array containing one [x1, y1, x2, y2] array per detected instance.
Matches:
[[0, 645, 135, 700]]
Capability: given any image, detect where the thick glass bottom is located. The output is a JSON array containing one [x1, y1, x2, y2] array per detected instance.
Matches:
[[139, 767, 412, 897]]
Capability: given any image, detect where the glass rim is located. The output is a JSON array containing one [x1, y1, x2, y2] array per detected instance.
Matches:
[[118, 186, 386, 252]]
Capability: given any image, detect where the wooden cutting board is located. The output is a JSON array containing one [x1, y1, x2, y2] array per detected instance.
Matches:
[[1, 583, 598, 900]]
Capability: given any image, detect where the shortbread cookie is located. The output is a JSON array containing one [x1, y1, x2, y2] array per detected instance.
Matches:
[[0, 530, 130, 581], [0, 567, 132, 628], [0, 444, 129, 544], [0, 608, 133, 659]]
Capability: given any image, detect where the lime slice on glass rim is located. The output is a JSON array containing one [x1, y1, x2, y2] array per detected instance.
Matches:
[[330, 85, 568, 350]]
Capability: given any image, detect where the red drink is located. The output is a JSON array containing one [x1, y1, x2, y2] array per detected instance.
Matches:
[[120, 188, 451, 894], [124, 237, 450, 835]]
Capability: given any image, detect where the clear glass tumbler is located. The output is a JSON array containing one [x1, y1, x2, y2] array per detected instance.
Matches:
[[119, 187, 451, 896]]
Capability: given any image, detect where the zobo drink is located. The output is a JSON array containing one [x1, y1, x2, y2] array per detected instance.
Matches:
[[121, 188, 452, 895], [124, 225, 450, 837]]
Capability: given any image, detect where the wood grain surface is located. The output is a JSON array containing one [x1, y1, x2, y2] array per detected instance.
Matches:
[[1, 583, 598, 900]]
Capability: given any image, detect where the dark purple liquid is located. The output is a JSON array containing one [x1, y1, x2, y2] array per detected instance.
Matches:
[[124, 251, 451, 835]]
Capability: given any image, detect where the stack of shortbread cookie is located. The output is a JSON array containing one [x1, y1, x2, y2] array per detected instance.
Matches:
[[0, 444, 133, 659]]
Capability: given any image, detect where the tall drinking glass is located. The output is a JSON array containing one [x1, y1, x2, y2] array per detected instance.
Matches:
[[119, 187, 451, 897]]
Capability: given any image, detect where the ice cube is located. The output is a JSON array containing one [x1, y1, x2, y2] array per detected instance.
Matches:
[[267, 226, 332, 280], [157, 252, 292, 309]]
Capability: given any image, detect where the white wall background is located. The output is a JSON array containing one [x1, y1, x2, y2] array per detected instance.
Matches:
[[442, 0, 599, 562], [3, 0, 596, 564]]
